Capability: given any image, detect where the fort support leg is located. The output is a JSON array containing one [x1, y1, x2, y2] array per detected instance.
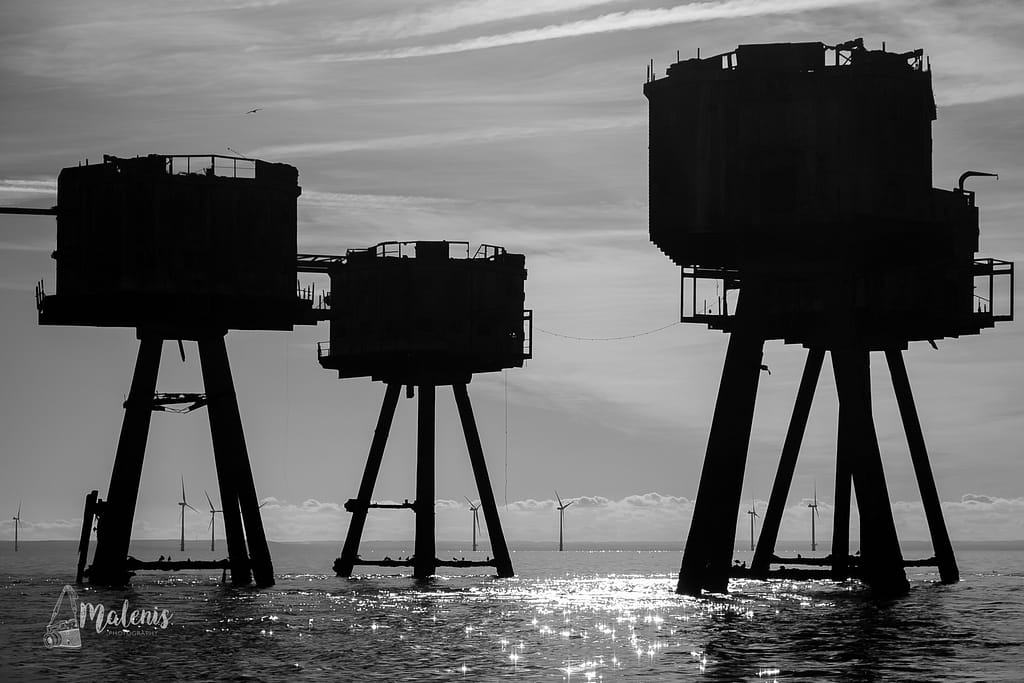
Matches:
[[335, 383, 402, 577], [200, 335, 274, 587], [414, 384, 436, 579], [831, 435, 852, 581], [89, 336, 162, 586], [677, 330, 765, 595], [832, 349, 908, 597], [752, 348, 825, 576], [885, 350, 959, 584], [453, 383, 514, 578], [76, 490, 99, 584], [198, 338, 250, 585]]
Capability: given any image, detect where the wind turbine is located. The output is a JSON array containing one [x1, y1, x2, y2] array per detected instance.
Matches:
[[556, 491, 574, 552], [178, 477, 198, 552], [205, 490, 222, 552], [808, 483, 821, 552], [465, 497, 481, 552], [747, 500, 759, 552], [13, 501, 21, 552]]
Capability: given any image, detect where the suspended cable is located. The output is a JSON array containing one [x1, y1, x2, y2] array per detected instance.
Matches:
[[534, 321, 679, 342]]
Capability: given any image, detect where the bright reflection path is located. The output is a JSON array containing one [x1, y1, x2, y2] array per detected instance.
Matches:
[[5, 548, 1014, 680]]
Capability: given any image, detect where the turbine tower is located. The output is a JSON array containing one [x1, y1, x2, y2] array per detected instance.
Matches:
[[13, 501, 21, 552], [178, 477, 197, 552], [556, 491, 574, 552], [206, 490, 222, 552], [808, 484, 820, 552], [747, 500, 759, 552], [466, 497, 481, 552]]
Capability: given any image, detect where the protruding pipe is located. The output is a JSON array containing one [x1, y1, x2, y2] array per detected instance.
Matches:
[[958, 171, 997, 192], [0, 206, 58, 216]]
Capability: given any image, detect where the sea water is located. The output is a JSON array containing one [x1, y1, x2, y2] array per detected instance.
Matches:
[[1, 541, 1022, 681]]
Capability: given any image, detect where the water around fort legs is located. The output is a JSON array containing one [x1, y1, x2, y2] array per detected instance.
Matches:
[[2, 542, 1023, 681]]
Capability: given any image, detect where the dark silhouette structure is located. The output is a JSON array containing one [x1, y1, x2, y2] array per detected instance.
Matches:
[[319, 241, 531, 579], [644, 40, 1013, 596], [17, 154, 316, 587]]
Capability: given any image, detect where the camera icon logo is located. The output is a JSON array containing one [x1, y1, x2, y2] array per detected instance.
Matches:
[[44, 585, 82, 650]]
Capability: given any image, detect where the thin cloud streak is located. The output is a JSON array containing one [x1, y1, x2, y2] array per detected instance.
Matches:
[[248, 114, 643, 159], [301, 190, 469, 210], [325, 0, 624, 44], [0, 179, 57, 196], [317, 0, 874, 62]]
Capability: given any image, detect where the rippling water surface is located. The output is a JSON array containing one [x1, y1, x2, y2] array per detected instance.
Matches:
[[2, 542, 1022, 681]]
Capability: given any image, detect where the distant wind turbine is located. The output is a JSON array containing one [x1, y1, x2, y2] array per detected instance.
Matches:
[[178, 477, 198, 552], [556, 491, 574, 552], [808, 483, 821, 552], [465, 497, 481, 552], [747, 500, 759, 552], [244, 107, 263, 114], [205, 490, 221, 552], [13, 501, 21, 552]]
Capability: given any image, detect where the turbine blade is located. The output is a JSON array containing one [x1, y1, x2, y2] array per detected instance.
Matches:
[[17, 500, 21, 517], [465, 496, 474, 507], [209, 516, 214, 530], [186, 503, 198, 513], [565, 500, 574, 509], [181, 476, 186, 503], [205, 490, 215, 512], [555, 491, 563, 507]]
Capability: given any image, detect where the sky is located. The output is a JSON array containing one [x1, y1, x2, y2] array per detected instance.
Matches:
[[1, 0, 1023, 551]]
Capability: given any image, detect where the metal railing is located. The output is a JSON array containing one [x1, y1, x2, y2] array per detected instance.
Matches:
[[162, 154, 257, 179], [345, 241, 508, 261], [973, 258, 1014, 321], [474, 243, 508, 260], [657, 37, 924, 85], [680, 266, 740, 325], [297, 253, 346, 273], [297, 281, 330, 311]]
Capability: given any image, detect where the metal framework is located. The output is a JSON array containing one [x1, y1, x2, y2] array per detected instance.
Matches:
[[323, 241, 528, 580], [82, 334, 275, 587], [645, 40, 1014, 597]]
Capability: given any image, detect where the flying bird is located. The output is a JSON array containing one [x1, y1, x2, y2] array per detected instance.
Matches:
[[245, 108, 263, 114]]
